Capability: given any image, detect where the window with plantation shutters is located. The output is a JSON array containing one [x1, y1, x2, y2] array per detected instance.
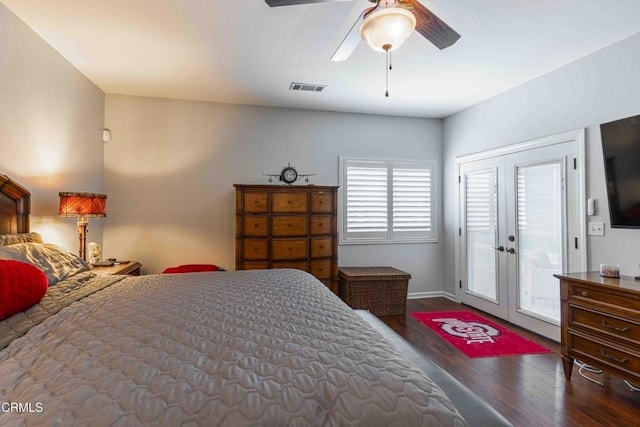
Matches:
[[339, 157, 437, 243]]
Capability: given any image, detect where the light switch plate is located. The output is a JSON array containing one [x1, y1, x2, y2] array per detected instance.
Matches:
[[588, 222, 605, 236]]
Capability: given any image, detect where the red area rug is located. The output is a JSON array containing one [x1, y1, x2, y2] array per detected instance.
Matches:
[[411, 310, 552, 358]]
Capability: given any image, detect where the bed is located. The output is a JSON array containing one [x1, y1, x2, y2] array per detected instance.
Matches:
[[0, 175, 509, 426]]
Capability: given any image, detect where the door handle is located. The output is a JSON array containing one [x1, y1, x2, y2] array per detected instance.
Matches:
[[493, 245, 505, 252], [506, 247, 516, 254]]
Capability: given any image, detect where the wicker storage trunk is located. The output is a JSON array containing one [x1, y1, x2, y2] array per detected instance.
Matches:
[[338, 266, 411, 316]]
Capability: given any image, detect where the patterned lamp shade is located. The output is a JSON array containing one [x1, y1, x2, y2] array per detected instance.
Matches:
[[58, 192, 107, 217]]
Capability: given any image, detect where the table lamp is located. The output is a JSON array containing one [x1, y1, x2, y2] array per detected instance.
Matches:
[[58, 192, 107, 260]]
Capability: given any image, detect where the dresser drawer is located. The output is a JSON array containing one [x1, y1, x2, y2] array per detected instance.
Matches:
[[272, 192, 308, 213], [311, 259, 333, 279], [239, 262, 269, 270], [271, 216, 307, 236], [310, 237, 333, 258], [310, 192, 333, 213], [243, 216, 268, 237], [272, 260, 309, 271], [271, 239, 308, 260], [242, 240, 268, 260], [570, 333, 640, 378], [571, 284, 640, 312], [571, 305, 640, 344], [310, 215, 332, 235], [243, 192, 268, 213]]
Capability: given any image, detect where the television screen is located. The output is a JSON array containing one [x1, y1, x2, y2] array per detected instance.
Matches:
[[600, 114, 640, 228]]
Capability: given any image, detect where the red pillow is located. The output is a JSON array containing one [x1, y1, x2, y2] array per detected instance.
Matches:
[[0, 260, 48, 320], [162, 264, 223, 274]]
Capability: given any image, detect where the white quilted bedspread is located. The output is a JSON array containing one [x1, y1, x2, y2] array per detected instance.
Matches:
[[0, 269, 467, 426]]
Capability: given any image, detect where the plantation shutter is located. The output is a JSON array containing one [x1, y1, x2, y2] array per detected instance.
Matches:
[[344, 160, 388, 240], [465, 169, 497, 233], [463, 168, 499, 300], [392, 164, 432, 239], [341, 158, 436, 243]]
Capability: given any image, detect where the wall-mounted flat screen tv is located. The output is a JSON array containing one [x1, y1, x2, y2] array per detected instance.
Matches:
[[600, 114, 640, 228]]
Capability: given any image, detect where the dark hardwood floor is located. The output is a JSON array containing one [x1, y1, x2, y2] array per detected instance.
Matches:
[[380, 298, 640, 427]]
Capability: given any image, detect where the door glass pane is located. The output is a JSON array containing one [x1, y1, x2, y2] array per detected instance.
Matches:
[[516, 162, 562, 322], [465, 169, 498, 301]]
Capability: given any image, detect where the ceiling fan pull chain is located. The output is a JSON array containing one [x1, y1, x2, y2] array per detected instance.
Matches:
[[389, 50, 393, 70], [385, 49, 390, 97]]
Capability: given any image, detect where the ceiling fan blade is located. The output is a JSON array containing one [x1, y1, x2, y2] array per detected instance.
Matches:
[[331, 7, 374, 62], [265, 0, 349, 6], [412, 1, 460, 50]]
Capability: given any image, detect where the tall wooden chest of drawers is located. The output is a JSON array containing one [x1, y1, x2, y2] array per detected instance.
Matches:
[[555, 272, 640, 385], [234, 184, 339, 293]]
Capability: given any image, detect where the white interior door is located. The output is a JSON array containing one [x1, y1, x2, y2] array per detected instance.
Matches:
[[457, 130, 585, 341]]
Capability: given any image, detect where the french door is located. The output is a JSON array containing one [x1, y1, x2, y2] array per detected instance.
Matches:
[[457, 130, 585, 341]]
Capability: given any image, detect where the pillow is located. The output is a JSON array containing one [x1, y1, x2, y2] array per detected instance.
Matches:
[[162, 264, 223, 274], [0, 232, 44, 247], [0, 242, 89, 286], [0, 260, 48, 321]]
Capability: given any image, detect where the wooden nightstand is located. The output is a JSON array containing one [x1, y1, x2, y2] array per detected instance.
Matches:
[[91, 261, 142, 276]]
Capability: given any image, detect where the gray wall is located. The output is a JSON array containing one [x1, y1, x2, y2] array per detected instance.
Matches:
[[104, 95, 443, 295], [443, 32, 640, 295], [8, 0, 638, 296], [0, 3, 105, 250]]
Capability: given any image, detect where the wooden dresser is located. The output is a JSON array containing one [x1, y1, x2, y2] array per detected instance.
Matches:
[[555, 272, 640, 384], [234, 184, 339, 293]]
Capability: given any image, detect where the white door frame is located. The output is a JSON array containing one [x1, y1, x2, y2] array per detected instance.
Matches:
[[454, 129, 587, 306]]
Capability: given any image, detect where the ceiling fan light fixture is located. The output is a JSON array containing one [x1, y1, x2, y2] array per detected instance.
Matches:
[[359, 7, 416, 53]]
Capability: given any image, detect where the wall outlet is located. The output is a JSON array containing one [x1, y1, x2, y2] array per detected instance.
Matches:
[[588, 222, 605, 236]]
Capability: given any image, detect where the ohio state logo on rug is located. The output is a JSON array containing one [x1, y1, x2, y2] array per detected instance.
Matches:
[[412, 311, 551, 358], [433, 317, 501, 344]]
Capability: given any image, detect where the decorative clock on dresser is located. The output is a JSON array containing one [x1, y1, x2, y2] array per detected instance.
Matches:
[[234, 184, 339, 293]]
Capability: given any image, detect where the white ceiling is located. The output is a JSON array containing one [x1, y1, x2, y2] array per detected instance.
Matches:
[[3, 0, 640, 118]]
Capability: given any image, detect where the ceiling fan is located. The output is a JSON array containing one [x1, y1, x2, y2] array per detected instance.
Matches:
[[264, 0, 460, 62]]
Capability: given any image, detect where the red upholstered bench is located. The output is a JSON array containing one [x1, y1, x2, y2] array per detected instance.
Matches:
[[162, 264, 224, 274]]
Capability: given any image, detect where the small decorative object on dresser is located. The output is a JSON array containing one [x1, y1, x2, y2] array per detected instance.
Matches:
[[234, 184, 338, 293], [599, 263, 620, 278], [338, 266, 411, 316], [555, 272, 640, 386], [92, 260, 142, 276]]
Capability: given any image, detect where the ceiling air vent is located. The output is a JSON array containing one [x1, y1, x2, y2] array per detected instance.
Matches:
[[289, 82, 326, 92]]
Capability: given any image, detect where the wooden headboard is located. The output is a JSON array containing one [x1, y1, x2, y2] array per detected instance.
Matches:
[[0, 175, 30, 234]]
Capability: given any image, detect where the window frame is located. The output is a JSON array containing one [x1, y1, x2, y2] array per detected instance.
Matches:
[[339, 156, 438, 245]]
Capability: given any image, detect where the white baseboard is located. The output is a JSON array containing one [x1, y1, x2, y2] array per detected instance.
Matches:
[[408, 291, 457, 300], [442, 291, 457, 301]]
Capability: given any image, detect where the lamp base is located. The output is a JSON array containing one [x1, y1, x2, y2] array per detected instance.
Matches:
[[77, 218, 88, 261]]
